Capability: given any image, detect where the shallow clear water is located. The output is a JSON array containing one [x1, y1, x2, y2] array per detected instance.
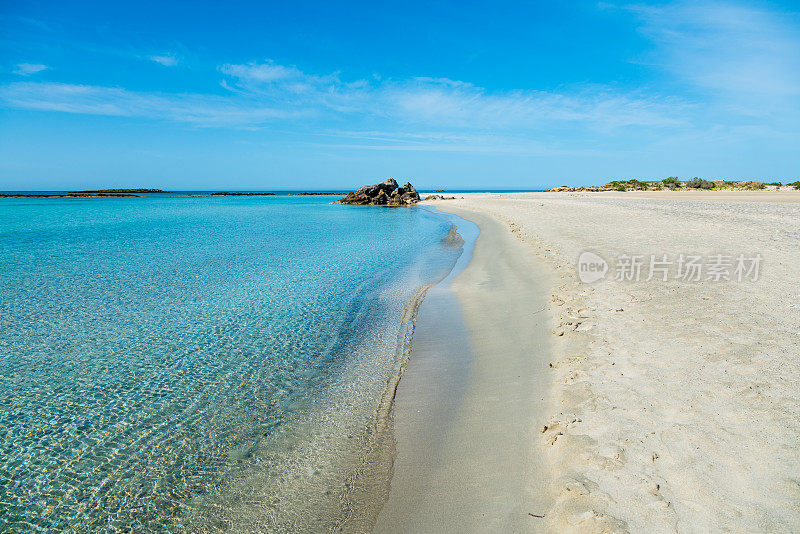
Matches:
[[0, 195, 462, 531]]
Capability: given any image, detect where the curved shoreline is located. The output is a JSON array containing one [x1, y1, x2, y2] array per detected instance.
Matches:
[[335, 209, 480, 532], [173, 205, 475, 533], [374, 205, 554, 532], [333, 284, 432, 532]]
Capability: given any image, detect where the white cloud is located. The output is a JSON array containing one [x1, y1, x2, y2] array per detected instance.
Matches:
[[307, 130, 611, 155], [0, 82, 305, 126], [220, 61, 303, 83], [149, 55, 179, 67], [0, 66, 687, 137], [219, 61, 689, 130], [13, 63, 48, 76], [629, 1, 800, 98], [0, 55, 695, 159], [381, 81, 686, 129]]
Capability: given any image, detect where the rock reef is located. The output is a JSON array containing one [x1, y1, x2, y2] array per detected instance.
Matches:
[[333, 179, 420, 206], [72, 189, 168, 193]]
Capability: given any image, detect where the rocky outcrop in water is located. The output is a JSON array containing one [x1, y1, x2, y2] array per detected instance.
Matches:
[[333, 179, 420, 206]]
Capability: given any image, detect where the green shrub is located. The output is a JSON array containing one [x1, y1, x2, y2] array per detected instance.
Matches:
[[662, 177, 679, 190], [789, 181, 800, 190], [767, 182, 782, 186], [610, 181, 627, 191], [609, 180, 639, 191], [686, 178, 714, 189], [622, 179, 647, 190], [738, 181, 766, 190]]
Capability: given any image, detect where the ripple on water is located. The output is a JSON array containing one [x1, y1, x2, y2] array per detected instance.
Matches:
[[0, 196, 462, 531]]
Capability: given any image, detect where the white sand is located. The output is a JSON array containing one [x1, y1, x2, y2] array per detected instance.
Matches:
[[428, 192, 800, 533], [580, 190, 800, 203]]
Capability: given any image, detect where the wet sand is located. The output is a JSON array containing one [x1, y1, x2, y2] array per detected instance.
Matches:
[[375, 209, 554, 533]]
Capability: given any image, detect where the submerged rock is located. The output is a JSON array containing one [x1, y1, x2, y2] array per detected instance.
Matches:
[[333, 179, 420, 206], [440, 225, 465, 248]]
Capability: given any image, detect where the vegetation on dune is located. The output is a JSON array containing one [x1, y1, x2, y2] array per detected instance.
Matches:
[[609, 179, 648, 191], [686, 178, 715, 189], [714, 181, 763, 190], [662, 177, 680, 190], [550, 177, 799, 192]]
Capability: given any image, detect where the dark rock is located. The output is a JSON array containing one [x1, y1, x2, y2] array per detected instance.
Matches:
[[333, 179, 421, 206], [440, 225, 465, 248], [425, 194, 456, 200]]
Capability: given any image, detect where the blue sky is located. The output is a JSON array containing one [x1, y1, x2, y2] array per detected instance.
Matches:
[[1, 0, 799, 190]]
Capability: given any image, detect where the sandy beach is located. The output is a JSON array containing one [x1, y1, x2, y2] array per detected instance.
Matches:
[[375, 209, 553, 532], [382, 191, 800, 533]]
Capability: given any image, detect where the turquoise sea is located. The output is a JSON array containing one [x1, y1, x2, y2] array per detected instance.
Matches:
[[0, 194, 466, 531]]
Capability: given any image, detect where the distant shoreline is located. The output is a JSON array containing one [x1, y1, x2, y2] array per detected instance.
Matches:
[[0, 192, 140, 198], [0, 189, 548, 199], [549, 178, 800, 193]]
